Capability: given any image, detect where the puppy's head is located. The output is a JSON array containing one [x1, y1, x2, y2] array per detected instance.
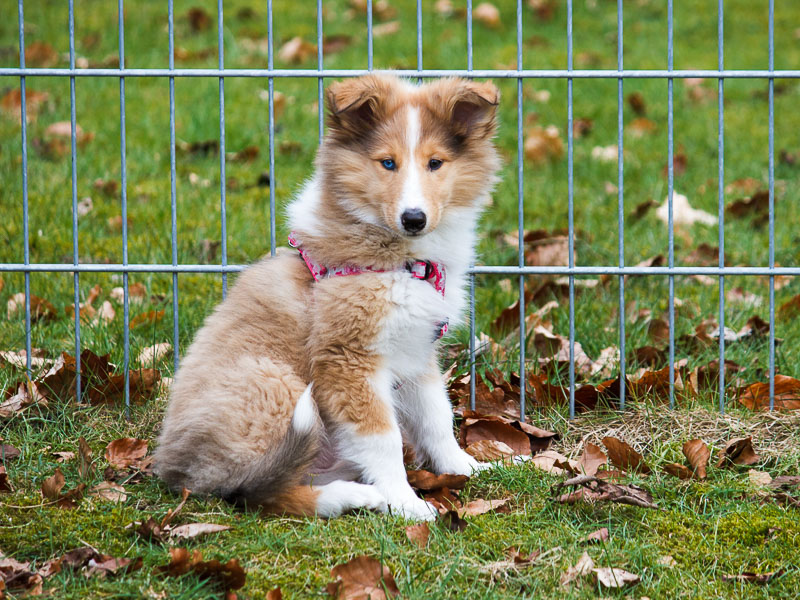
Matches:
[[320, 74, 500, 237]]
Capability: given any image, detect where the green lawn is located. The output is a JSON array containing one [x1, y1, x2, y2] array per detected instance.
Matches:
[[1, 0, 799, 598]]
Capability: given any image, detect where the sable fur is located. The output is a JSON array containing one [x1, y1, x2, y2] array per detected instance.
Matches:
[[154, 74, 501, 517]]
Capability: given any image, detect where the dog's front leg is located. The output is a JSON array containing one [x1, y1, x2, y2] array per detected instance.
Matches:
[[315, 369, 438, 521], [396, 364, 488, 476]]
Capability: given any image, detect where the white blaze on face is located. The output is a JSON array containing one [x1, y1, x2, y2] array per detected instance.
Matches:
[[398, 106, 427, 230]]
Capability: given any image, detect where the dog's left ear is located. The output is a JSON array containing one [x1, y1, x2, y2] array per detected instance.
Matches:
[[446, 79, 500, 140]]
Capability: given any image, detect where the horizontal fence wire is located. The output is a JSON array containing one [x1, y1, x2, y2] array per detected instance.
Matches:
[[2, 68, 800, 78], [5, 2, 787, 416]]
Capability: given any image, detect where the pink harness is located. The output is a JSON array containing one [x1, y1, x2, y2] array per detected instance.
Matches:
[[288, 232, 449, 338]]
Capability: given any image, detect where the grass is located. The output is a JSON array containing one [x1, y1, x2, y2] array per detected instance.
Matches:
[[1, 0, 799, 598]]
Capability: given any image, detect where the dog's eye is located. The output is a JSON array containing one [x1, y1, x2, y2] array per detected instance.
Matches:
[[428, 158, 443, 171], [380, 158, 396, 171]]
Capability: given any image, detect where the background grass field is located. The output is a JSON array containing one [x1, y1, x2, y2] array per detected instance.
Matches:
[[1, 0, 799, 598]]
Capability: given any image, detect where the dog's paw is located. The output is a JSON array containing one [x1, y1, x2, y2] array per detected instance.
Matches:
[[316, 481, 388, 517], [347, 484, 389, 514], [389, 497, 438, 521]]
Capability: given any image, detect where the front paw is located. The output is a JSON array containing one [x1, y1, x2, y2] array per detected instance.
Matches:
[[389, 497, 438, 521]]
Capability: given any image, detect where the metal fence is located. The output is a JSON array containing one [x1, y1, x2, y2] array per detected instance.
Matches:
[[3, 0, 799, 420]]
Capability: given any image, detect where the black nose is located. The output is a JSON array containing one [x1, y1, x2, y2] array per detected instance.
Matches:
[[401, 209, 427, 233]]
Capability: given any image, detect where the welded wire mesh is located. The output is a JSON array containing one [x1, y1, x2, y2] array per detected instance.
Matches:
[[3, 0, 798, 419]]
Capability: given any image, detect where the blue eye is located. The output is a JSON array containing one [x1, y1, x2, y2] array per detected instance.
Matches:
[[381, 158, 396, 170], [428, 158, 443, 171]]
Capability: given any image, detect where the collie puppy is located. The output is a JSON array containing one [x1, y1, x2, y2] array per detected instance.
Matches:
[[154, 74, 501, 520]]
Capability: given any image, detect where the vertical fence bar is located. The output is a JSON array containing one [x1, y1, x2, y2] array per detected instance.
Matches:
[[217, 0, 228, 294], [467, 0, 476, 411], [516, 0, 526, 420], [16, 0, 31, 378], [767, 0, 775, 410], [317, 0, 324, 142], [267, 0, 276, 256], [169, 0, 179, 373], [667, 0, 675, 408], [416, 0, 422, 83], [69, 0, 82, 401], [567, 0, 575, 419], [616, 0, 626, 410], [366, 0, 373, 71], [717, 0, 725, 413], [118, 0, 130, 415]]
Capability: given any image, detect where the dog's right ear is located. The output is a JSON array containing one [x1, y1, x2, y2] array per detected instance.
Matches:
[[325, 75, 392, 140]]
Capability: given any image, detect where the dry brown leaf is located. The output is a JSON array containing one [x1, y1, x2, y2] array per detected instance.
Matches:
[[573, 117, 593, 138], [326, 555, 399, 599], [85, 555, 143, 578], [663, 463, 693, 480], [405, 523, 430, 548], [461, 416, 530, 456], [158, 547, 246, 591], [0, 349, 52, 370], [161, 487, 192, 529], [663, 151, 687, 177], [52, 451, 75, 462], [458, 497, 510, 517], [627, 91, 646, 115], [130, 309, 165, 329], [748, 470, 773, 487], [348, 0, 396, 19], [530, 450, 574, 476], [779, 294, 800, 319], [137, 343, 172, 366], [0, 552, 43, 595], [187, 7, 212, 31], [78, 436, 94, 479], [1, 444, 20, 461], [170, 523, 232, 540], [726, 190, 769, 218], [581, 528, 609, 544], [465, 439, 516, 462], [41, 467, 66, 500], [524, 125, 563, 164], [594, 567, 640, 588], [406, 469, 468, 492], [434, 0, 454, 17], [553, 474, 657, 509], [560, 551, 594, 587], [716, 437, 760, 468], [722, 570, 784, 584], [0, 465, 12, 493], [89, 481, 127, 502], [278, 36, 317, 64], [577, 443, 607, 476], [1, 88, 50, 122], [7, 292, 57, 322], [474, 3, 501, 28], [629, 117, 657, 138], [656, 192, 716, 226], [105, 438, 148, 469], [373, 21, 401, 37], [0, 380, 48, 418], [601, 437, 651, 475], [26, 41, 58, 67], [266, 588, 283, 600], [737, 375, 800, 411], [682, 439, 709, 479], [480, 546, 541, 579]]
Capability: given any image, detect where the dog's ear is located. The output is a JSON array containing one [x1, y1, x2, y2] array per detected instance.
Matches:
[[440, 79, 500, 140], [325, 75, 393, 140]]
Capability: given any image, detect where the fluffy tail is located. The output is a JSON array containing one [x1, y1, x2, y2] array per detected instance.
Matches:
[[220, 384, 320, 511]]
